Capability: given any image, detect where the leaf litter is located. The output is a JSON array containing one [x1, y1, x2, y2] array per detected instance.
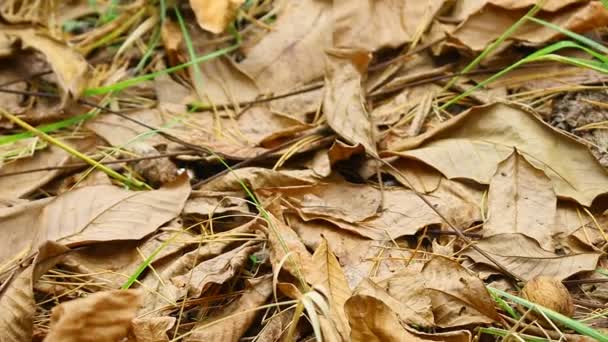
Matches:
[[3, 0, 608, 341]]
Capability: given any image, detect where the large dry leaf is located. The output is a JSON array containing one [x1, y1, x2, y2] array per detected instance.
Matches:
[[324, 49, 377, 155], [171, 241, 260, 297], [453, 1, 608, 51], [463, 233, 600, 281], [0, 242, 68, 342], [3, 28, 88, 97], [190, 0, 244, 34], [485, 151, 557, 251], [389, 103, 608, 206], [333, 0, 446, 51], [0, 175, 190, 266], [421, 256, 499, 328], [44, 290, 143, 342], [310, 238, 352, 340], [236, 0, 333, 93], [185, 276, 273, 342], [345, 294, 432, 342]]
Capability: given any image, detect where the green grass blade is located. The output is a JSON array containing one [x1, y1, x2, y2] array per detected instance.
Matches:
[[479, 327, 549, 342], [527, 17, 608, 55], [488, 287, 608, 342], [0, 112, 96, 145]]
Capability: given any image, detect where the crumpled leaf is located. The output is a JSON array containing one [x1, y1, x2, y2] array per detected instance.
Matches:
[[131, 316, 175, 342], [3, 28, 88, 98], [345, 294, 433, 342], [324, 49, 377, 155], [389, 103, 608, 206], [462, 233, 600, 281], [185, 276, 273, 342], [485, 151, 558, 251], [44, 290, 143, 342], [0, 175, 190, 266], [237, 0, 332, 92], [421, 256, 500, 328], [189, 0, 245, 34]]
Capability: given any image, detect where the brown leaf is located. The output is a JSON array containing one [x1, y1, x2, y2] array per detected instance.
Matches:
[[421, 256, 499, 328], [324, 49, 377, 155], [485, 151, 557, 250], [345, 294, 432, 342], [171, 241, 260, 297], [384, 158, 442, 193], [131, 316, 175, 342], [184, 190, 250, 217], [389, 103, 608, 206], [310, 237, 352, 340], [3, 28, 88, 98], [462, 233, 600, 281], [333, 0, 446, 51], [189, 0, 245, 34], [236, 0, 333, 93], [185, 276, 273, 342], [0, 175, 190, 266], [44, 290, 143, 342]]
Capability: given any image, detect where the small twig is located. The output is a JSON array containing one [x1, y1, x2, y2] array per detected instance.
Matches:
[[0, 151, 197, 177]]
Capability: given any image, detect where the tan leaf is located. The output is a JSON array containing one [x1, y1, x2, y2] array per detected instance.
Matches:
[[485, 151, 557, 250], [4, 28, 88, 98], [189, 0, 245, 34], [324, 49, 377, 155], [421, 256, 499, 328], [310, 237, 352, 340], [389, 103, 608, 206], [462, 233, 600, 281], [44, 290, 143, 342], [345, 294, 432, 342], [184, 190, 250, 217], [0, 175, 190, 266], [333, 0, 446, 51], [131, 316, 175, 342], [171, 241, 260, 297], [385, 158, 442, 193], [0, 242, 70, 342], [236, 0, 333, 93], [185, 276, 273, 342]]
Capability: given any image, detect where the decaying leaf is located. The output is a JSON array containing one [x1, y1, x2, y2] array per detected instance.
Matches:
[[131, 316, 175, 342], [485, 151, 558, 251], [389, 103, 608, 206], [0, 175, 190, 266], [189, 0, 245, 34], [463, 233, 600, 281], [44, 290, 143, 342]]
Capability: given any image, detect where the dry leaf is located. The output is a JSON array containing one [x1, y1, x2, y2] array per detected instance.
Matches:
[[421, 256, 500, 328], [309, 237, 352, 340], [345, 294, 432, 342], [44, 290, 143, 342], [3, 28, 88, 98], [131, 316, 175, 342], [184, 190, 250, 217], [185, 276, 273, 342], [389, 103, 608, 206], [485, 151, 557, 251], [189, 0, 245, 34], [237, 0, 332, 92], [324, 49, 377, 155], [463, 233, 600, 281], [0, 175, 190, 266]]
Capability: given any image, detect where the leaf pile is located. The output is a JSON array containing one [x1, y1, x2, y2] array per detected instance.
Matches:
[[1, 0, 608, 341]]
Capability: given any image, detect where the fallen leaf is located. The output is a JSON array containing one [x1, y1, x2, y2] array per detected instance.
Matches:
[[485, 151, 557, 251], [421, 256, 500, 328], [462, 233, 600, 281], [0, 174, 190, 266], [189, 0, 245, 34], [44, 290, 143, 342], [131, 316, 175, 342], [3, 28, 89, 98], [333, 0, 446, 51], [384, 158, 442, 193], [389, 103, 608, 206], [237, 0, 333, 93], [185, 276, 273, 342], [184, 190, 250, 217], [345, 294, 432, 342], [324, 49, 377, 155]]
